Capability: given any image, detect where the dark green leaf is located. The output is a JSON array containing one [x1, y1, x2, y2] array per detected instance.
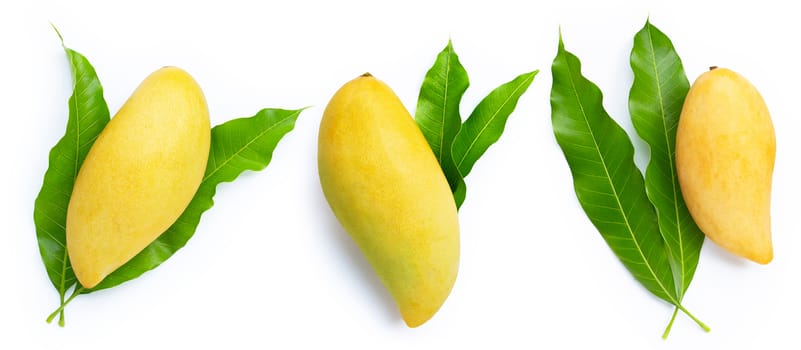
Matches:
[[415, 40, 469, 199], [551, 34, 708, 336], [34, 31, 110, 326], [550, 35, 678, 305], [452, 70, 537, 178], [88, 108, 304, 291], [630, 19, 704, 300]]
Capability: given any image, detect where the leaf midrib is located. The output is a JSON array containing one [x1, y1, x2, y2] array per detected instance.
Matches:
[[62, 51, 82, 298], [202, 110, 299, 182], [436, 44, 453, 163], [645, 22, 685, 297], [561, 49, 677, 305], [454, 73, 532, 171]]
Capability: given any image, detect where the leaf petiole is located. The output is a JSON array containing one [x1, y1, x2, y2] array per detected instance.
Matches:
[[678, 304, 710, 333], [663, 302, 709, 339], [661, 306, 679, 339], [47, 286, 84, 327]]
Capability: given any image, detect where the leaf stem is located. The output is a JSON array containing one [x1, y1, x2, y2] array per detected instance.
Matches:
[[677, 304, 710, 333], [58, 291, 65, 328], [46, 286, 85, 326], [661, 306, 679, 339]]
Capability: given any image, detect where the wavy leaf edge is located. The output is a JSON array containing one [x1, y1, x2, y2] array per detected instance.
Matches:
[[550, 32, 708, 337]]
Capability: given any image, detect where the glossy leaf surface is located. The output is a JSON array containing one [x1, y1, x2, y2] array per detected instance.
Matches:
[[452, 70, 537, 178], [89, 108, 303, 291], [33, 33, 110, 326], [416, 41, 535, 208], [550, 36, 677, 304], [630, 20, 704, 300], [415, 40, 468, 197]]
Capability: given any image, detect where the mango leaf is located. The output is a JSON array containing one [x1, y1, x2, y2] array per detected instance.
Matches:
[[415, 41, 535, 209], [630, 19, 703, 298], [630, 19, 706, 336], [550, 35, 707, 334], [415, 40, 469, 202], [34, 30, 110, 326], [88, 107, 303, 291], [449, 69, 537, 208], [452, 70, 537, 180], [551, 35, 709, 336], [453, 70, 539, 176], [550, 35, 674, 303]]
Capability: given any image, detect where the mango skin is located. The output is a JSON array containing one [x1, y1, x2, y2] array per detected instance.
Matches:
[[318, 74, 460, 327], [66, 67, 211, 288], [676, 67, 775, 264]]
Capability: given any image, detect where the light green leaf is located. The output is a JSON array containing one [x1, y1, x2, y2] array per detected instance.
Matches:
[[87, 108, 303, 291], [415, 40, 469, 202], [452, 70, 537, 179], [34, 29, 110, 326], [630, 19, 706, 337]]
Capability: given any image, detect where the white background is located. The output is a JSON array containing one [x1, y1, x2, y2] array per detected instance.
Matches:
[[2, 0, 798, 348]]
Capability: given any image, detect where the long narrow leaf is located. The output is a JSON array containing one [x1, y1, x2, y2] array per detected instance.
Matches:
[[550, 35, 678, 305], [88, 108, 304, 291], [630, 19, 704, 300], [452, 70, 537, 178], [415, 40, 469, 200], [34, 31, 110, 326]]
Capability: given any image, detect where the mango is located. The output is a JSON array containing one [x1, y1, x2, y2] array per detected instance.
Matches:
[[318, 73, 460, 327], [66, 67, 211, 288], [676, 67, 775, 264]]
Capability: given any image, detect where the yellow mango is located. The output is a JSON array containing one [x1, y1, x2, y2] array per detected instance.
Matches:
[[67, 67, 211, 288], [676, 67, 775, 264], [318, 73, 460, 327]]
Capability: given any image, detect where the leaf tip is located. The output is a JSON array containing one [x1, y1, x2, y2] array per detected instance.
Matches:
[[50, 22, 65, 47]]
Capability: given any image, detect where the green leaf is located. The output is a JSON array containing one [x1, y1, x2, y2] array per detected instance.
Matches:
[[415, 40, 469, 202], [550, 34, 675, 304], [34, 30, 110, 326], [88, 108, 304, 291], [452, 70, 537, 178], [630, 19, 704, 300], [629, 19, 706, 338], [550, 34, 707, 335], [414, 40, 535, 209]]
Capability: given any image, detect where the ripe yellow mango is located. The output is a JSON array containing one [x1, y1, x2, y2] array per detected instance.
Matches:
[[676, 67, 775, 264], [318, 74, 460, 327], [67, 67, 211, 288]]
